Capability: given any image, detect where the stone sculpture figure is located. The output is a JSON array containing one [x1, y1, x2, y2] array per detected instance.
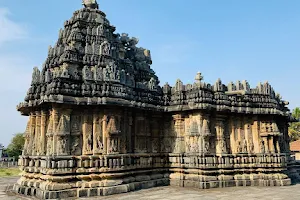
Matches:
[[93, 66, 103, 81], [82, 0, 99, 9], [83, 66, 93, 81], [101, 41, 111, 56]]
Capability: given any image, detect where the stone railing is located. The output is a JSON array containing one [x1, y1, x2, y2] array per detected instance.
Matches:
[[0, 157, 18, 168]]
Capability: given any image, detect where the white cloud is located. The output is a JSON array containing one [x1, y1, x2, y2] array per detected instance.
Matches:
[[0, 7, 27, 47]]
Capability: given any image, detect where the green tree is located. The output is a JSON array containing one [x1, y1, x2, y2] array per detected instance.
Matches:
[[292, 107, 300, 120], [289, 107, 300, 142], [6, 133, 25, 159]]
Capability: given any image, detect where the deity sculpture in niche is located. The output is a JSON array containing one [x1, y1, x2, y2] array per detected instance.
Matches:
[[83, 66, 93, 81], [97, 25, 104, 35], [93, 66, 103, 81], [106, 116, 121, 154], [186, 120, 200, 153], [202, 118, 211, 154], [216, 120, 227, 154], [83, 115, 93, 155], [100, 41, 111, 56], [60, 64, 70, 78], [107, 61, 118, 81], [57, 137, 67, 155], [71, 137, 81, 155], [93, 115, 104, 154]]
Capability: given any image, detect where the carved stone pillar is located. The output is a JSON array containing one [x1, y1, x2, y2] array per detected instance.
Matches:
[[46, 110, 54, 156], [102, 115, 108, 154], [82, 112, 93, 155], [268, 136, 275, 153], [236, 118, 242, 153], [29, 112, 36, 156], [245, 119, 254, 154], [40, 110, 47, 155], [229, 116, 236, 154], [202, 114, 211, 154], [275, 137, 280, 153], [52, 107, 60, 156], [34, 111, 41, 156], [215, 117, 227, 155], [127, 110, 133, 153], [252, 118, 260, 154], [173, 114, 185, 153]]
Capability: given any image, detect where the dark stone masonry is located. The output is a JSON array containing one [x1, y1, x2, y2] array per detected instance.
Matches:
[[13, 0, 295, 199]]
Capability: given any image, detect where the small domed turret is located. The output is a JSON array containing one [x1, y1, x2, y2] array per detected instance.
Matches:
[[82, 0, 99, 9]]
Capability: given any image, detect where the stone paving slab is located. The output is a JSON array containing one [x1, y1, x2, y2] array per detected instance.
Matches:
[[1, 177, 300, 200]]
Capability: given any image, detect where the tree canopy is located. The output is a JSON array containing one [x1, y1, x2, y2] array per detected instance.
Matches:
[[6, 133, 25, 159], [289, 107, 300, 142]]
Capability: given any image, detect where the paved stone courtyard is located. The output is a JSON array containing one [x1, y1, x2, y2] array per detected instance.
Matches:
[[1, 177, 300, 200]]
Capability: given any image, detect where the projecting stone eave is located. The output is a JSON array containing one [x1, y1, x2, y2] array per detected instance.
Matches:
[[16, 95, 164, 115]]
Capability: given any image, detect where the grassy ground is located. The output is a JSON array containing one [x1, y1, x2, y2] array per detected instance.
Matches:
[[0, 168, 21, 177]]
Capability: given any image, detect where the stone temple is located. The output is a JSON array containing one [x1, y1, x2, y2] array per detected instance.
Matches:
[[14, 0, 294, 199]]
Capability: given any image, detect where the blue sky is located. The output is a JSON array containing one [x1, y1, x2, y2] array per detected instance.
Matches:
[[0, 0, 299, 146]]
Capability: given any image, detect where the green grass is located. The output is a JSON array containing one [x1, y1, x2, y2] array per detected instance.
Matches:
[[0, 168, 21, 177]]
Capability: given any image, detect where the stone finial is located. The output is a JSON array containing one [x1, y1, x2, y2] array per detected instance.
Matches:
[[195, 72, 203, 83], [82, 0, 99, 9]]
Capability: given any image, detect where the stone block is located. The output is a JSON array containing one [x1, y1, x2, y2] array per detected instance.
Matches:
[[78, 189, 88, 197], [89, 188, 98, 197], [102, 185, 129, 196]]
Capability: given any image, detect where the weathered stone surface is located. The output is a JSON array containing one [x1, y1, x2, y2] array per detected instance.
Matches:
[[13, 1, 295, 199]]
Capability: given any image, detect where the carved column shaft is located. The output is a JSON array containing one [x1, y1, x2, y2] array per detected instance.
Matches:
[[46, 110, 54, 156], [268, 136, 275, 153], [83, 113, 93, 155], [252, 119, 259, 154], [29, 113, 36, 156], [173, 114, 185, 153], [202, 115, 211, 154], [215, 117, 227, 154], [229, 117, 236, 154], [40, 110, 47, 155], [102, 115, 108, 154], [35, 111, 41, 155], [52, 107, 59, 156], [93, 112, 103, 155]]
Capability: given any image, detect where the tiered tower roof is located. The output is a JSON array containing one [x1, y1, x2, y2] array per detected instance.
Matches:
[[18, 0, 292, 119], [18, 0, 162, 114]]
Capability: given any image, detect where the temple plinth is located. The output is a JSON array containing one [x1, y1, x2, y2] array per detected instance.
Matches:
[[13, 1, 293, 199]]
